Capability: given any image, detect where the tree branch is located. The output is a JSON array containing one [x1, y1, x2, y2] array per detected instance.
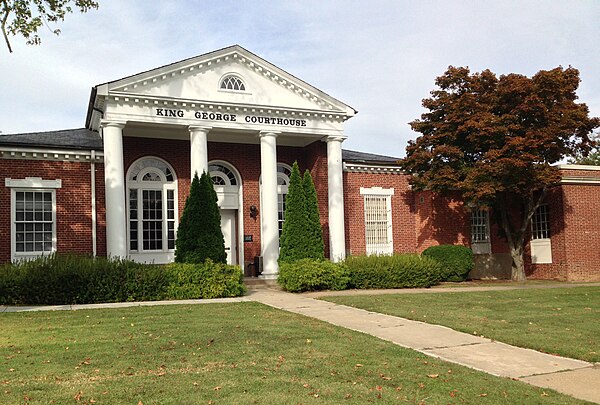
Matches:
[[1, 0, 12, 53]]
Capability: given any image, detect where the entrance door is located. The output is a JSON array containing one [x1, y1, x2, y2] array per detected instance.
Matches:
[[220, 209, 237, 265]]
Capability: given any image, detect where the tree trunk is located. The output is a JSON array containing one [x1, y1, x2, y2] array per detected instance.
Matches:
[[510, 246, 526, 281]]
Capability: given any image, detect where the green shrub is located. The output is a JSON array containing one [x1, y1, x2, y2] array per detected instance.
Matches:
[[0, 254, 246, 305], [345, 254, 443, 289], [422, 245, 474, 282], [164, 260, 246, 299], [175, 172, 226, 264], [0, 254, 170, 305], [278, 259, 349, 292], [302, 169, 325, 260]]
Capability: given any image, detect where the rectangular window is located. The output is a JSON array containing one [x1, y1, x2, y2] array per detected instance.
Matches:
[[129, 188, 138, 250], [14, 191, 54, 254], [7, 178, 61, 261], [532, 204, 550, 240], [142, 189, 163, 251], [277, 193, 286, 237], [531, 204, 552, 263], [360, 187, 394, 255], [470, 209, 490, 243]]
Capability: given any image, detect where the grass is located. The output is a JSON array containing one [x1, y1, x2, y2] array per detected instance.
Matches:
[[0, 302, 585, 404], [322, 286, 600, 363]]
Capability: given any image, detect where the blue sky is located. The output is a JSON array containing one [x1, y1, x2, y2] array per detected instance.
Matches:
[[0, 0, 599, 158]]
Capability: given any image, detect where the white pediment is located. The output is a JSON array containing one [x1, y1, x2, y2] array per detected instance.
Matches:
[[97, 46, 355, 116]]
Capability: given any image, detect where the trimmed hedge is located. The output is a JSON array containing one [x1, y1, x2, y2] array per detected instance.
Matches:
[[0, 254, 245, 305], [165, 260, 246, 299], [422, 245, 474, 282], [278, 259, 350, 292], [345, 254, 443, 289]]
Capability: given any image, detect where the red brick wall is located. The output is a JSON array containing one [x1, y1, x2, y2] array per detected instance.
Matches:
[[560, 183, 600, 281], [0, 159, 102, 263], [343, 172, 417, 256], [415, 190, 470, 251]]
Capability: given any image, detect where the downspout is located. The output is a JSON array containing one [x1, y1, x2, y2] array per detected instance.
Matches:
[[91, 150, 97, 257]]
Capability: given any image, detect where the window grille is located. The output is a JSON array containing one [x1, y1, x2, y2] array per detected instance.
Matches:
[[471, 209, 490, 243], [363, 193, 393, 255], [277, 164, 292, 236], [127, 158, 177, 254], [532, 204, 550, 239], [14, 191, 53, 253], [209, 163, 237, 186], [220, 75, 246, 91]]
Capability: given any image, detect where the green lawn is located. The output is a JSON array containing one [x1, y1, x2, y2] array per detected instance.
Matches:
[[0, 302, 584, 404], [322, 286, 600, 363]]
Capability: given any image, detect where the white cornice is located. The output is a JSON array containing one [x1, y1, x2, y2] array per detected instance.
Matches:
[[343, 162, 404, 174], [105, 92, 348, 121], [0, 147, 104, 162], [558, 164, 600, 171], [560, 176, 600, 185]]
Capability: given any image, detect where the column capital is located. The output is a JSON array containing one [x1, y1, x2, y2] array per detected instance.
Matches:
[[259, 130, 281, 139], [99, 119, 126, 129], [188, 125, 212, 134], [323, 135, 347, 143]]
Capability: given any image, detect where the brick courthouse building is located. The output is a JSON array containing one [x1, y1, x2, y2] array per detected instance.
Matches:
[[1, 46, 599, 281]]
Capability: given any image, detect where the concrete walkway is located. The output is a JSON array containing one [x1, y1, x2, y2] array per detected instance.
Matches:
[[2, 286, 599, 403], [247, 289, 600, 404]]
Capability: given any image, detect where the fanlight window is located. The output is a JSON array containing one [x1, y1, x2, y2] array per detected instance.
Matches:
[[220, 75, 246, 91], [129, 158, 174, 182], [209, 163, 238, 186]]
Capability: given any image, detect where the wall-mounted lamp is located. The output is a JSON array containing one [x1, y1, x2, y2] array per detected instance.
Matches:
[[249, 205, 258, 219]]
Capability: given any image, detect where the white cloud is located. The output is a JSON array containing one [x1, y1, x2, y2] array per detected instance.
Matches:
[[0, 0, 598, 158]]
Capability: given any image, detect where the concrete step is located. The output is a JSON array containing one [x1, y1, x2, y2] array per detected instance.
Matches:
[[243, 277, 281, 290]]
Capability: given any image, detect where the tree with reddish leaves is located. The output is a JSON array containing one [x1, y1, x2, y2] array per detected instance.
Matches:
[[402, 66, 599, 280]]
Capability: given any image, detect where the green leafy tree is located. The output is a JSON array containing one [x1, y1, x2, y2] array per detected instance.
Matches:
[[570, 133, 600, 165], [1, 0, 99, 53], [175, 172, 226, 264], [279, 162, 309, 263], [302, 169, 324, 260], [401, 66, 599, 281]]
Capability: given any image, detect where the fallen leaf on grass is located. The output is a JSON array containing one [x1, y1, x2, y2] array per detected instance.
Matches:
[[427, 374, 439, 378], [213, 386, 221, 391], [479, 393, 487, 397]]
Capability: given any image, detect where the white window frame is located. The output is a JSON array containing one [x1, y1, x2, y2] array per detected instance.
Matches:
[[470, 208, 491, 254], [360, 187, 394, 255], [259, 163, 292, 238], [6, 177, 61, 262], [126, 158, 178, 263], [531, 204, 552, 264]]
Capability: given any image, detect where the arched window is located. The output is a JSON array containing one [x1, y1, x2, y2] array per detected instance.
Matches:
[[209, 163, 238, 186], [127, 157, 177, 254], [220, 75, 246, 91]]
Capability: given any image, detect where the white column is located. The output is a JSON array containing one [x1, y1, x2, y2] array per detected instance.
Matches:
[[259, 131, 280, 278], [189, 125, 211, 179], [101, 120, 127, 258], [327, 136, 346, 262]]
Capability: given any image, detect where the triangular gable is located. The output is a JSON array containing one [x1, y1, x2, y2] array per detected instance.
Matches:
[[93, 45, 356, 116]]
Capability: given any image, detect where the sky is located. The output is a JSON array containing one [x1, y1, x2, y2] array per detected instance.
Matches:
[[0, 0, 599, 158]]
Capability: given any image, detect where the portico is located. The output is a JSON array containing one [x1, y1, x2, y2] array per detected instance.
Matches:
[[90, 45, 356, 276]]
